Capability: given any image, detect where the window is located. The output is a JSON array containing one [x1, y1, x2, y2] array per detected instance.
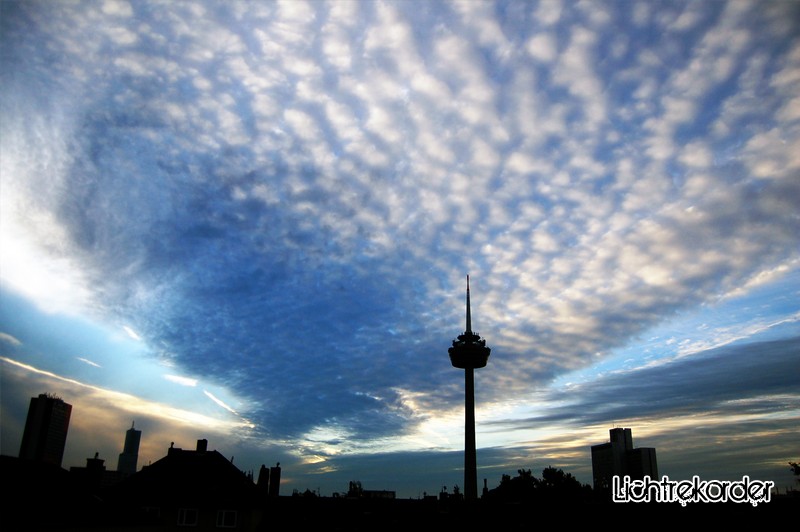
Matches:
[[177, 508, 198, 527], [216, 510, 237, 528]]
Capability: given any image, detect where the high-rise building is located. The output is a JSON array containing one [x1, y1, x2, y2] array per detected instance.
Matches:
[[18, 393, 72, 467], [117, 421, 141, 477], [591, 428, 658, 490], [268, 462, 281, 498], [448, 276, 491, 500]]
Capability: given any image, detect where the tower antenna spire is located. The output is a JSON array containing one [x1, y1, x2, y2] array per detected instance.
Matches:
[[465, 275, 472, 334]]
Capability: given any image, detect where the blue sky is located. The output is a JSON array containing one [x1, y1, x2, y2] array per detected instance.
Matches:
[[1, 0, 798, 498]]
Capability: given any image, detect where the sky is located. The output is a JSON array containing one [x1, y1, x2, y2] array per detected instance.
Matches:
[[1, 0, 798, 499]]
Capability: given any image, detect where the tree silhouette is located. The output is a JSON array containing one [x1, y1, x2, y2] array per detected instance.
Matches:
[[535, 466, 592, 502], [485, 467, 592, 504], [494, 469, 536, 502]]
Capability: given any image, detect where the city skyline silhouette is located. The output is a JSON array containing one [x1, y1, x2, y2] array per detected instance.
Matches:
[[2, 391, 795, 531]]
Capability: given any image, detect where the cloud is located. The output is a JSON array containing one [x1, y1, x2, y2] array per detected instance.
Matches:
[[123, 326, 142, 341], [0, 332, 22, 346], [492, 336, 800, 428], [164, 375, 198, 387], [527, 33, 557, 63], [203, 390, 239, 415], [1, 357, 247, 433]]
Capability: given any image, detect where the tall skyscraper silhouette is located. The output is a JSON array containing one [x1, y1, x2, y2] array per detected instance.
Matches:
[[448, 276, 491, 500], [117, 421, 142, 477], [18, 393, 72, 467], [591, 428, 658, 491]]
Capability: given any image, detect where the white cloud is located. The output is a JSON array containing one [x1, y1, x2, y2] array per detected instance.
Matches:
[[552, 27, 607, 132], [123, 326, 142, 341], [535, 0, 563, 27], [102, 0, 134, 17], [277, 0, 317, 25], [527, 33, 558, 63], [204, 390, 239, 415], [678, 141, 714, 169], [4, 357, 243, 431], [668, 3, 705, 32], [0, 333, 22, 346], [321, 29, 354, 71], [743, 128, 800, 179], [164, 374, 198, 387]]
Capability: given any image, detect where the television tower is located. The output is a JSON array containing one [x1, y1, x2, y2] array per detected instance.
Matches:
[[448, 275, 491, 500]]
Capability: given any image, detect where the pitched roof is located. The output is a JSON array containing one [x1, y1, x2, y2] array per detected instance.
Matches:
[[110, 447, 259, 506]]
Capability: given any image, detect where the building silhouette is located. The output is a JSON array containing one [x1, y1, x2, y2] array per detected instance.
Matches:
[[257, 461, 282, 498], [448, 276, 491, 500], [18, 393, 72, 467], [70, 451, 124, 490], [1, 454, 103, 530], [269, 463, 282, 498], [117, 421, 141, 477], [591, 427, 658, 490], [109, 439, 267, 530]]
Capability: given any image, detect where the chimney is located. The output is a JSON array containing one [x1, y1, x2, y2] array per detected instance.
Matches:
[[257, 464, 270, 491], [196, 439, 208, 453]]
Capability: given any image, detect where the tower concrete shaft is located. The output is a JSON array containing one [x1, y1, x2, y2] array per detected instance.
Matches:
[[448, 276, 490, 500], [464, 366, 477, 499]]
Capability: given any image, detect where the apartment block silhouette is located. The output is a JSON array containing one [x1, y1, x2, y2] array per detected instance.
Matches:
[[18, 393, 72, 467]]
